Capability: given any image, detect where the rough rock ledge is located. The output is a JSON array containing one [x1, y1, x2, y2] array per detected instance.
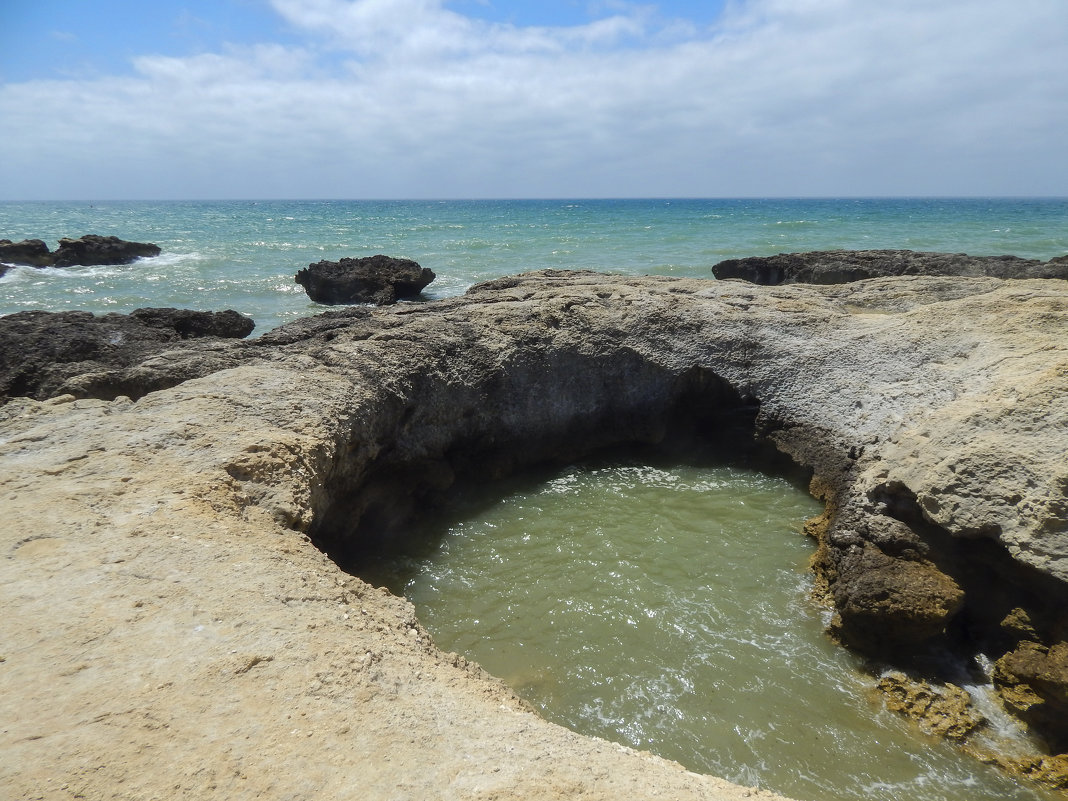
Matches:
[[2, 269, 1067, 798]]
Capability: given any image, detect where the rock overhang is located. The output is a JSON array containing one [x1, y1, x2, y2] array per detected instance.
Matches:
[[2, 269, 1067, 795]]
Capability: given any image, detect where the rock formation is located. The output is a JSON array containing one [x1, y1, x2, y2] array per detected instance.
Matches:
[[712, 249, 1068, 284], [2, 268, 1067, 797], [51, 234, 162, 267], [0, 234, 161, 275], [0, 238, 53, 268], [295, 254, 436, 305], [0, 308, 254, 401]]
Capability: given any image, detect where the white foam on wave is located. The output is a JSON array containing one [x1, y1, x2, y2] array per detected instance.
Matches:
[[2, 252, 201, 285], [143, 251, 203, 268], [0, 263, 34, 283], [0, 263, 121, 283]]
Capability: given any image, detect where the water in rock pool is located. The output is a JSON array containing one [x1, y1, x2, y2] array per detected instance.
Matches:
[[362, 457, 1059, 801]]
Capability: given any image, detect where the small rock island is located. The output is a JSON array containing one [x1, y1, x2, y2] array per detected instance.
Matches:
[[0, 234, 161, 276], [295, 254, 436, 305]]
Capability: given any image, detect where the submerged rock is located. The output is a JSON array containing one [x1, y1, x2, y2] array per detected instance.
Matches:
[[295, 254, 436, 305], [1, 269, 1067, 796], [712, 249, 1068, 284], [0, 234, 161, 272]]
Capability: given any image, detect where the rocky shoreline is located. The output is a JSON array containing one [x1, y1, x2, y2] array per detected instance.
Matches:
[[1, 256, 1067, 797]]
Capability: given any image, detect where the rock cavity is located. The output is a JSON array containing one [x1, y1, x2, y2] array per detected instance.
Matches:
[[1, 269, 1067, 797]]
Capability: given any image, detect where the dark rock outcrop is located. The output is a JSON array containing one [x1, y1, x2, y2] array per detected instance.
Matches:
[[51, 234, 161, 267], [128, 308, 255, 339], [0, 235, 161, 274], [0, 238, 53, 269], [712, 249, 1068, 285], [0, 308, 254, 401], [295, 255, 435, 305]]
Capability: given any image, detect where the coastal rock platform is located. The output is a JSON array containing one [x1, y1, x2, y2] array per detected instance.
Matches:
[[2, 269, 1067, 798]]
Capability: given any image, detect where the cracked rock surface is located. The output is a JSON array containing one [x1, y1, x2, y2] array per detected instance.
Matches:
[[2, 270, 1066, 797]]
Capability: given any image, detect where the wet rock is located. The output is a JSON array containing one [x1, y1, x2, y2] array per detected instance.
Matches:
[[51, 234, 161, 267], [0, 308, 254, 401], [0, 235, 161, 271], [977, 753, 1068, 790], [0, 238, 53, 270], [877, 671, 986, 741], [828, 539, 965, 655], [712, 249, 1068, 285], [295, 255, 435, 305], [994, 641, 1068, 751]]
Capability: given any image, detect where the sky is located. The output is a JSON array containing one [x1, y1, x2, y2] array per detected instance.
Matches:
[[0, 0, 1065, 200]]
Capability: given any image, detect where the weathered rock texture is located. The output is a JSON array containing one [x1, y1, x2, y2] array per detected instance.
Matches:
[[877, 672, 986, 741], [0, 234, 161, 275], [2, 270, 1067, 798], [0, 308, 254, 401], [0, 237, 53, 267], [712, 249, 1068, 285], [295, 254, 436, 305]]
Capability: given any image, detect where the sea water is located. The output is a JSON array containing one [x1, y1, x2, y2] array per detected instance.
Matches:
[[2, 198, 1066, 332], [364, 457, 1061, 801], [3, 198, 1066, 799]]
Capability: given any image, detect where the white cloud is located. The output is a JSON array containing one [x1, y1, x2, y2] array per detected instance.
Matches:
[[1, 0, 1065, 199]]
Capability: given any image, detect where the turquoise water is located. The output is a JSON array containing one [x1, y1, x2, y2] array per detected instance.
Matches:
[[2, 198, 1066, 333]]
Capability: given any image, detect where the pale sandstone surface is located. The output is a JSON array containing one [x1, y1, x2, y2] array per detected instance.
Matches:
[[2, 271, 1067, 797], [1, 379, 790, 801]]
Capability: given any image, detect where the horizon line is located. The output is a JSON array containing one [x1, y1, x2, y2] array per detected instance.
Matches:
[[3, 194, 1067, 204]]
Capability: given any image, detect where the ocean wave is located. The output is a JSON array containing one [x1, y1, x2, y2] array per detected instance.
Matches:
[[0, 263, 127, 282], [143, 251, 203, 268], [2, 252, 201, 284]]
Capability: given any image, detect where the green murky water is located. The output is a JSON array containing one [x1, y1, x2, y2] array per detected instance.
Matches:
[[364, 457, 1058, 801]]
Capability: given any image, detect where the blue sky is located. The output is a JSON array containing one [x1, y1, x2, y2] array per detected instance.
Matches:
[[0, 0, 1065, 199], [1, 1, 302, 82], [1, 1, 727, 81]]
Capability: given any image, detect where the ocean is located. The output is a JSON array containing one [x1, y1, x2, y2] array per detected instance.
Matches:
[[2, 198, 1066, 333]]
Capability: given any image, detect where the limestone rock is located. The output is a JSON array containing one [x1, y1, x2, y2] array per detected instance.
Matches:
[[712, 249, 1068, 284], [995, 642, 1068, 751], [295, 254, 435, 305], [877, 672, 986, 741], [2, 270, 1067, 796]]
